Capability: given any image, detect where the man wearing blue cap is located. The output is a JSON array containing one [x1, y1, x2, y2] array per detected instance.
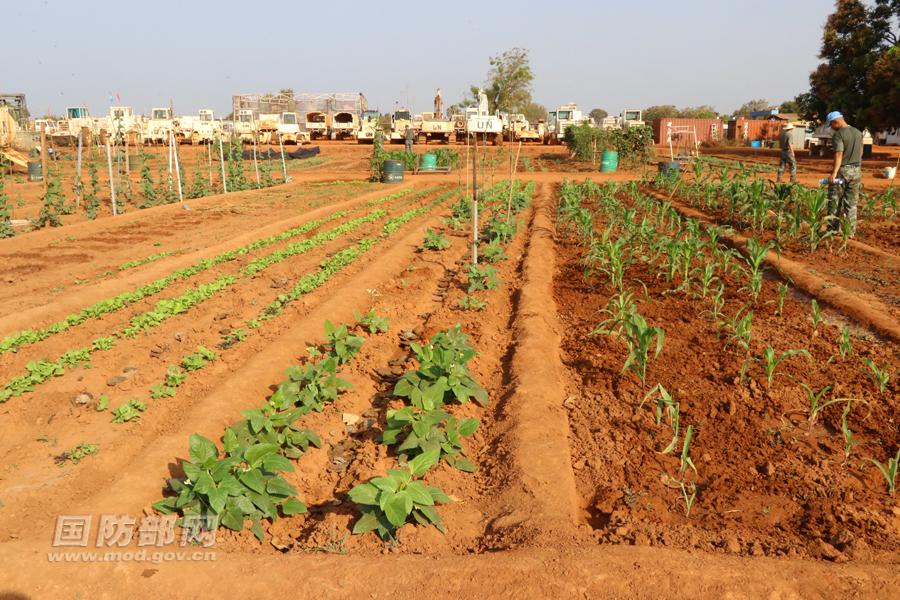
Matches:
[[826, 111, 862, 235]]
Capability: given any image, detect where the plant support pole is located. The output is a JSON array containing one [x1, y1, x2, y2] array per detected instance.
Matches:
[[472, 136, 478, 265], [105, 137, 117, 216], [279, 134, 289, 182], [253, 133, 261, 188], [218, 132, 227, 194], [40, 122, 48, 194], [171, 131, 185, 206], [75, 132, 83, 207]]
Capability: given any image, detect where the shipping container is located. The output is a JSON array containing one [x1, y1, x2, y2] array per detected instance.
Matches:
[[652, 118, 725, 145], [726, 118, 785, 142]]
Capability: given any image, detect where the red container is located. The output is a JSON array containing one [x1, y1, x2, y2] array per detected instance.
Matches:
[[652, 118, 725, 145], [726, 118, 785, 142]]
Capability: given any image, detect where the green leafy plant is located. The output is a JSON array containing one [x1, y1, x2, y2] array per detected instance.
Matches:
[[165, 365, 189, 387], [666, 478, 697, 518], [225, 401, 322, 459], [150, 383, 177, 399], [456, 295, 487, 311], [349, 455, 451, 540], [381, 407, 479, 472], [419, 228, 450, 251], [393, 325, 489, 410], [809, 300, 824, 333], [858, 357, 895, 393], [829, 327, 854, 363], [863, 447, 900, 498], [642, 384, 680, 454], [680, 425, 697, 475], [269, 355, 354, 413], [111, 398, 147, 423], [154, 434, 306, 541], [465, 263, 504, 292], [480, 242, 509, 263], [323, 320, 364, 364], [599, 313, 664, 389], [54, 442, 98, 467], [746, 347, 811, 389], [182, 346, 217, 371], [353, 309, 390, 334]]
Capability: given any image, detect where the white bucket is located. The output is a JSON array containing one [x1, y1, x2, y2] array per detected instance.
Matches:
[[887, 166, 897, 179]]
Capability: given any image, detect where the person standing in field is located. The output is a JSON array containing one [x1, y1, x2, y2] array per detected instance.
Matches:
[[776, 123, 797, 184], [405, 125, 414, 153], [826, 111, 863, 235]]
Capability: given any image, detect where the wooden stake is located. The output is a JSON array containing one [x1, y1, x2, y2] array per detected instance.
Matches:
[[75, 132, 83, 207], [40, 123, 48, 194], [472, 138, 478, 265], [218, 132, 227, 194], [105, 137, 117, 216], [171, 131, 185, 206]]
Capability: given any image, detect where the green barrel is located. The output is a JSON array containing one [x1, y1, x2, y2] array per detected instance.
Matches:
[[658, 161, 680, 177], [128, 154, 142, 170], [27, 161, 42, 182], [421, 153, 437, 172], [382, 160, 404, 183], [599, 150, 618, 173]]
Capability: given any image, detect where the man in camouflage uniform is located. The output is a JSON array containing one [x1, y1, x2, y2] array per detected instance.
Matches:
[[826, 111, 863, 235], [776, 122, 797, 184], [404, 125, 414, 153]]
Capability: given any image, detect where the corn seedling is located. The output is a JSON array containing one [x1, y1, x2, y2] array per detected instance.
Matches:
[[747, 347, 811, 389], [642, 384, 680, 454], [863, 447, 900, 498], [680, 425, 697, 475], [589, 290, 637, 339], [667, 479, 697, 518], [717, 304, 753, 356], [841, 402, 856, 462], [775, 282, 789, 316], [828, 327, 854, 363], [799, 186, 834, 252], [858, 357, 895, 393], [739, 237, 778, 303], [809, 300, 824, 334], [613, 313, 664, 390]]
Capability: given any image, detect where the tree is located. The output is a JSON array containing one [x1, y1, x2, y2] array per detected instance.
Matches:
[[480, 48, 534, 114], [798, 0, 900, 128], [589, 109, 609, 123], [643, 105, 679, 123], [779, 100, 800, 114], [731, 100, 774, 119], [678, 106, 719, 119], [523, 102, 548, 123]]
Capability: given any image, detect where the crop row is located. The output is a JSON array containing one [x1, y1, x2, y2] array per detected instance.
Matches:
[[0, 187, 422, 356], [0, 188, 451, 401], [557, 178, 899, 507]]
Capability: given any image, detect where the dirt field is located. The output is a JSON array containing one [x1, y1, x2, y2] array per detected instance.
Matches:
[[1, 142, 900, 599]]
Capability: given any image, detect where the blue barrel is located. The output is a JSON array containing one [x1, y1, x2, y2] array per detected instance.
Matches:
[[382, 160, 404, 183], [421, 153, 437, 172], [600, 150, 618, 173], [658, 161, 680, 176], [750, 141, 762, 148], [27, 161, 42, 182]]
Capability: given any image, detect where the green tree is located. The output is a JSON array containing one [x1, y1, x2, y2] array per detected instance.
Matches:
[[779, 100, 801, 114], [731, 100, 774, 119], [589, 108, 609, 123], [643, 105, 679, 123], [678, 106, 719, 119], [797, 0, 900, 128], [480, 47, 534, 114], [523, 102, 548, 123]]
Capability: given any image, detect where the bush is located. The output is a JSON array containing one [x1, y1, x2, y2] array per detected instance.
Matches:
[[563, 123, 654, 168]]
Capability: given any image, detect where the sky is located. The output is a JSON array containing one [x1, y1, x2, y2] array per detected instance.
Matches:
[[0, 0, 837, 120]]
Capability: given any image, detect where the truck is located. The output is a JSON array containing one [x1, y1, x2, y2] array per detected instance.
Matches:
[[501, 113, 541, 143], [357, 110, 380, 144], [621, 109, 645, 129], [389, 110, 412, 144], [278, 112, 308, 144], [52, 107, 100, 145], [808, 124, 874, 158], [465, 88, 503, 146], [305, 112, 330, 141], [450, 113, 467, 142], [0, 106, 29, 172], [234, 109, 257, 143], [104, 106, 140, 145], [257, 113, 281, 144], [418, 111, 453, 144], [144, 108, 175, 144], [331, 111, 359, 140], [174, 109, 221, 145], [543, 103, 584, 145]]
